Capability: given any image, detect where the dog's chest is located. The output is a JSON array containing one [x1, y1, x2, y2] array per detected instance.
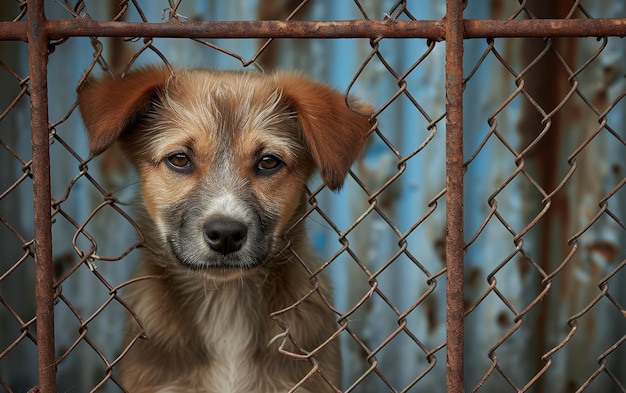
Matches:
[[194, 285, 266, 392]]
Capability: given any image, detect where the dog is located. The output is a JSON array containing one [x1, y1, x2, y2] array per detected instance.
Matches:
[[78, 66, 372, 392]]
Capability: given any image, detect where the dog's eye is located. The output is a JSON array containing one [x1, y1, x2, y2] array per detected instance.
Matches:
[[166, 153, 191, 171], [256, 155, 284, 174]]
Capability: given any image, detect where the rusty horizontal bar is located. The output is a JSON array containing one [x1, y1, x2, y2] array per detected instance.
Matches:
[[464, 17, 626, 38], [49, 18, 447, 40], [2, 17, 626, 42], [0, 21, 28, 41]]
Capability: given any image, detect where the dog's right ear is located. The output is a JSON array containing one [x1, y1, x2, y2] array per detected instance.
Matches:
[[77, 67, 171, 156], [277, 73, 373, 190]]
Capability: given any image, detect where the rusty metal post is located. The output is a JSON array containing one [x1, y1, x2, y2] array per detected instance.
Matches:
[[445, 0, 465, 392], [27, 0, 56, 391]]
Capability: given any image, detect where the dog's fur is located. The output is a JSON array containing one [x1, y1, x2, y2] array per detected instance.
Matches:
[[78, 67, 371, 392]]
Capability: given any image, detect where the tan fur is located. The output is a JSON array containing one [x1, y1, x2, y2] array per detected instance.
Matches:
[[78, 67, 371, 392]]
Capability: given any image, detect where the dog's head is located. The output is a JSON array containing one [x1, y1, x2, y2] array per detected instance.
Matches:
[[78, 67, 372, 279]]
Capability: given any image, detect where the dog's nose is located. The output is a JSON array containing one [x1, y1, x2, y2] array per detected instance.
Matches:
[[203, 218, 248, 255]]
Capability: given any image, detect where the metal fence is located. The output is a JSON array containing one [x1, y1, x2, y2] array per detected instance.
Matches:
[[1, 0, 625, 392]]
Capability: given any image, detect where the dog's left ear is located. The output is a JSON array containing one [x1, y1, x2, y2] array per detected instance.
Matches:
[[277, 74, 373, 190], [77, 67, 172, 156]]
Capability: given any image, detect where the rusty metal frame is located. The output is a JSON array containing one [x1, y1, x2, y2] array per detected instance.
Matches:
[[2, 1, 626, 392], [2, 18, 626, 42], [444, 2, 464, 392], [26, 0, 56, 392]]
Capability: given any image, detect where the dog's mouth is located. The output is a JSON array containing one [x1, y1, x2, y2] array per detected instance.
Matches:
[[169, 242, 265, 271], [165, 231, 270, 276], [166, 246, 267, 283]]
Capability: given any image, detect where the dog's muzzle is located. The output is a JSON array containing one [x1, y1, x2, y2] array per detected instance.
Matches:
[[162, 196, 272, 272]]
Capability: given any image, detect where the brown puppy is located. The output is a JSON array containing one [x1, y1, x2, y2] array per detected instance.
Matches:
[[78, 67, 371, 392]]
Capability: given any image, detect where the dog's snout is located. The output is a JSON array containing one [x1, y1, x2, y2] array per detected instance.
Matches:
[[203, 218, 248, 255]]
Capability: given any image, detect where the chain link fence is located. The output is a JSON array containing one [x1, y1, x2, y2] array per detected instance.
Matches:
[[0, 0, 624, 392]]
